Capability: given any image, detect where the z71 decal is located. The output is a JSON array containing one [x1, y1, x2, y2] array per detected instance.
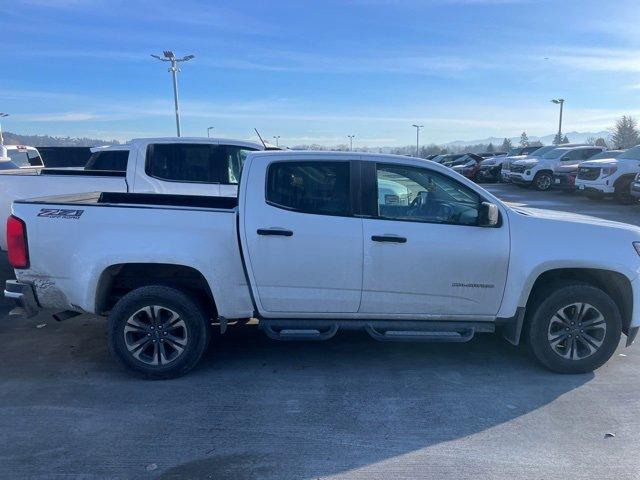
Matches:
[[37, 208, 84, 220]]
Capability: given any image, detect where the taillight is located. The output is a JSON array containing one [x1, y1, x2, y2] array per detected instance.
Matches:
[[6, 215, 29, 269]]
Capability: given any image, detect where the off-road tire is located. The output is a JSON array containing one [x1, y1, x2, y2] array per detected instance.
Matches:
[[108, 285, 211, 379], [526, 283, 621, 374], [533, 171, 553, 191]]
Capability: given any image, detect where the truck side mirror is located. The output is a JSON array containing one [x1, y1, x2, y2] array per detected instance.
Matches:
[[478, 202, 499, 227]]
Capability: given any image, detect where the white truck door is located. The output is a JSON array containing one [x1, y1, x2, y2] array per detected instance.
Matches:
[[242, 158, 363, 314], [360, 162, 509, 316]]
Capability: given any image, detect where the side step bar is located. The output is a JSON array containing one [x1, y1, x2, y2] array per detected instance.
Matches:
[[259, 319, 493, 343], [262, 323, 339, 341], [365, 325, 475, 343]]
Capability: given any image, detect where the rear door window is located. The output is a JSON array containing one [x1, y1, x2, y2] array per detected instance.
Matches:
[[266, 161, 352, 216], [146, 144, 257, 184]]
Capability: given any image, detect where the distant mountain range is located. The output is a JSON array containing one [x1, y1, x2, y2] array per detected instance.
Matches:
[[444, 131, 611, 148], [2, 131, 119, 147]]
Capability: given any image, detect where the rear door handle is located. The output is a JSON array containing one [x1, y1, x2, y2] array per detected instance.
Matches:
[[371, 235, 407, 243], [257, 228, 293, 237]]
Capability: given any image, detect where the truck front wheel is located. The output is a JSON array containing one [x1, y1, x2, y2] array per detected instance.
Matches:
[[108, 286, 211, 379], [525, 283, 621, 373], [533, 172, 553, 191]]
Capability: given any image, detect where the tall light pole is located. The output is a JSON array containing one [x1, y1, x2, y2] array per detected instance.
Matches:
[[0, 113, 8, 146], [151, 51, 195, 137], [273, 135, 280, 147], [347, 135, 355, 151], [207, 126, 214, 138], [551, 99, 565, 143], [412, 124, 424, 157]]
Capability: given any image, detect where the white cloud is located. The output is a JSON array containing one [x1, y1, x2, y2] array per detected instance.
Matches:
[[18, 112, 101, 122]]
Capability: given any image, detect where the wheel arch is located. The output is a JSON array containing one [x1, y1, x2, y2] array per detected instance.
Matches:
[[613, 173, 636, 189], [95, 263, 217, 318], [520, 268, 632, 339], [533, 168, 554, 179]]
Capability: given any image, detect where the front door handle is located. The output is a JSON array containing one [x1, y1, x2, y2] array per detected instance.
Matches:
[[371, 235, 407, 243], [257, 228, 293, 237]]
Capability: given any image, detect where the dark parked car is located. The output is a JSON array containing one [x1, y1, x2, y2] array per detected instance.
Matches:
[[37, 146, 92, 168], [449, 153, 485, 181], [434, 153, 465, 166]]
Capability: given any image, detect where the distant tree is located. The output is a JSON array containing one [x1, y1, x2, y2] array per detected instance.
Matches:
[[529, 140, 543, 147], [595, 137, 608, 147], [423, 144, 443, 155], [610, 115, 640, 149], [561, 135, 570, 144], [3, 131, 119, 147], [486, 142, 495, 153], [586, 136, 596, 145], [501, 138, 512, 151], [552, 132, 563, 145], [519, 132, 529, 147]]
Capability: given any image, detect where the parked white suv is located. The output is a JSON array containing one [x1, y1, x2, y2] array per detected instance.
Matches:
[[576, 145, 640, 203], [499, 146, 545, 182], [510, 146, 604, 191]]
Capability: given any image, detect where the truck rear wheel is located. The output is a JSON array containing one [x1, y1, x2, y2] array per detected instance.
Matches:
[[108, 285, 211, 379], [525, 283, 621, 374]]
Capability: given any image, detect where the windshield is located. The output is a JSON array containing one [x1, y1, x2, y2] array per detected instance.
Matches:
[[529, 146, 555, 157], [507, 148, 522, 156], [620, 146, 640, 160], [451, 154, 476, 166], [440, 154, 464, 164], [6, 148, 43, 168], [542, 148, 572, 160]]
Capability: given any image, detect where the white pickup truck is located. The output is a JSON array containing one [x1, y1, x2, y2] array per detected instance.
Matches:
[[6, 151, 640, 378], [0, 137, 265, 249]]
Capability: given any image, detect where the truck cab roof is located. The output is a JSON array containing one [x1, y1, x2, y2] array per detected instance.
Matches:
[[128, 137, 272, 150]]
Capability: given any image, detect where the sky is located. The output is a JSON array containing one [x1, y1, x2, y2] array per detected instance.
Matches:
[[2, 0, 640, 147]]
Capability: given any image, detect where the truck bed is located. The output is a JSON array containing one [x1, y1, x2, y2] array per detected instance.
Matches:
[[10, 190, 252, 318], [0, 174, 129, 250]]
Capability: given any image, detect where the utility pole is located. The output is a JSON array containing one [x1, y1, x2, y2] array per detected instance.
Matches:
[[551, 99, 565, 143], [273, 135, 280, 147], [412, 124, 424, 157], [207, 126, 214, 138], [347, 135, 355, 151], [0, 113, 8, 146], [151, 51, 195, 137]]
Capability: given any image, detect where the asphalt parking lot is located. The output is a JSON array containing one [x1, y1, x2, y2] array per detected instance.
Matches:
[[2, 185, 640, 479]]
